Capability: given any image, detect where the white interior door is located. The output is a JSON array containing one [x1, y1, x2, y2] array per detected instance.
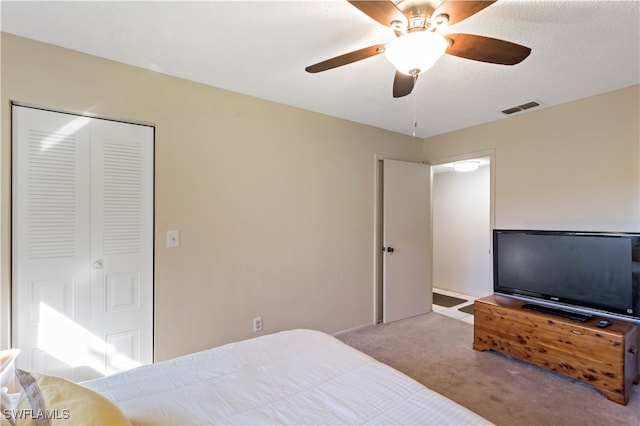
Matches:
[[90, 119, 154, 376], [382, 159, 431, 323], [12, 107, 92, 380], [12, 105, 153, 381]]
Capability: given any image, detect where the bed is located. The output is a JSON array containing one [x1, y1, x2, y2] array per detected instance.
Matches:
[[6, 329, 493, 425]]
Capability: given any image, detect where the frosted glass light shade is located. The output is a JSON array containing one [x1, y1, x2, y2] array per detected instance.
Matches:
[[385, 31, 448, 75], [453, 161, 480, 172]]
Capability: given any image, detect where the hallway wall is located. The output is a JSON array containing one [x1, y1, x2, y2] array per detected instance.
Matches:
[[432, 165, 491, 297]]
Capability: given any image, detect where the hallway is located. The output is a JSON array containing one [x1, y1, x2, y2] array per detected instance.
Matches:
[[432, 287, 482, 325]]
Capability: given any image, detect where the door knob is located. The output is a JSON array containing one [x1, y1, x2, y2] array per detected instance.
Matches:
[[93, 259, 104, 269], [383, 247, 395, 253]]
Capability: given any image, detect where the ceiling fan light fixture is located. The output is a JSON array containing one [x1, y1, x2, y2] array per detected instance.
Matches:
[[384, 31, 448, 76]]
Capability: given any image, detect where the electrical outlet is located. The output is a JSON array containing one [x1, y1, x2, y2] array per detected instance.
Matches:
[[253, 317, 263, 333], [167, 230, 180, 248]]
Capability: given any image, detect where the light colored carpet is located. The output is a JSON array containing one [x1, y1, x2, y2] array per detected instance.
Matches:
[[336, 312, 639, 426]]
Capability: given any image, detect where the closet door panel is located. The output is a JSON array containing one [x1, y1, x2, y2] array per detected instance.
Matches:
[[12, 107, 91, 380], [90, 119, 154, 374]]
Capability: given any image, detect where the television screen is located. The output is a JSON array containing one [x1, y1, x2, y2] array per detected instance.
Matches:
[[493, 230, 640, 322]]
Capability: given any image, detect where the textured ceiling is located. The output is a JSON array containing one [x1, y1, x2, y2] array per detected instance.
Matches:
[[1, 0, 639, 138]]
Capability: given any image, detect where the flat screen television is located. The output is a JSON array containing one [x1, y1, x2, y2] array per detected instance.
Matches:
[[493, 229, 640, 323]]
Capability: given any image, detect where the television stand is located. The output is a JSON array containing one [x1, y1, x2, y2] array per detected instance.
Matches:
[[474, 295, 640, 405], [521, 302, 593, 322]]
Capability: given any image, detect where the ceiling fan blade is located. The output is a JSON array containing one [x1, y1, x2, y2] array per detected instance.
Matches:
[[347, 0, 407, 27], [305, 43, 386, 73], [446, 33, 531, 65], [393, 72, 415, 98], [434, 1, 496, 26]]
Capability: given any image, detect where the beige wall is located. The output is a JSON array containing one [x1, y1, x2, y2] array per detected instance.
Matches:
[[0, 33, 422, 359], [4, 32, 638, 362], [424, 85, 640, 232]]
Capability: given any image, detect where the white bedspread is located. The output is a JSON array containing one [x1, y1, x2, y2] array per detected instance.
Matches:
[[85, 329, 492, 425]]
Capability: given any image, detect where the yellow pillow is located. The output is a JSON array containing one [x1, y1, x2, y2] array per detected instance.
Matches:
[[14, 369, 131, 426]]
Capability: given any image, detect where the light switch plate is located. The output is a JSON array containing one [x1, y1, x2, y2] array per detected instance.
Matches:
[[167, 230, 180, 248]]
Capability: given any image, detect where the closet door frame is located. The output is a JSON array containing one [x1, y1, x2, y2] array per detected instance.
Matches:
[[11, 104, 154, 381]]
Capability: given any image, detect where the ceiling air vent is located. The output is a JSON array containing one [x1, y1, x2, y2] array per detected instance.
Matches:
[[501, 107, 521, 115], [501, 101, 541, 115]]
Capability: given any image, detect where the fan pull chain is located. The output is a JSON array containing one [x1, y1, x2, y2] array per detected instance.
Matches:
[[412, 95, 417, 138], [412, 74, 418, 138]]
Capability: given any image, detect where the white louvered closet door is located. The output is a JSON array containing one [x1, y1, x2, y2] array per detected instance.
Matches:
[[12, 106, 153, 382]]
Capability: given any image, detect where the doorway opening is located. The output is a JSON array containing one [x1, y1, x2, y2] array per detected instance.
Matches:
[[431, 153, 494, 319]]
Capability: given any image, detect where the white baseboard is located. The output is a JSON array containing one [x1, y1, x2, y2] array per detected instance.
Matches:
[[331, 322, 375, 337]]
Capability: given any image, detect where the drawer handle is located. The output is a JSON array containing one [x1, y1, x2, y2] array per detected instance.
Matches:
[[571, 330, 584, 335], [496, 310, 508, 315]]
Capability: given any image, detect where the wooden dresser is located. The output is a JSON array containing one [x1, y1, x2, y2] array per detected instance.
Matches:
[[473, 294, 640, 405]]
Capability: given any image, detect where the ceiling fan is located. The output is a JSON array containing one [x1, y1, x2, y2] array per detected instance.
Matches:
[[305, 0, 531, 98]]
